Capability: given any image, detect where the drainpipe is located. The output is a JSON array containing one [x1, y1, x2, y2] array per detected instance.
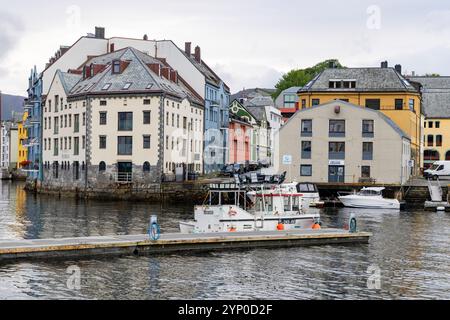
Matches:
[[84, 96, 90, 196]]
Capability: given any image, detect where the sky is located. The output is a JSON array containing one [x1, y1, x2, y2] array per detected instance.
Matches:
[[1, 0, 450, 96]]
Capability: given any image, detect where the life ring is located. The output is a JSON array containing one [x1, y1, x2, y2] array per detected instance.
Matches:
[[228, 208, 238, 217]]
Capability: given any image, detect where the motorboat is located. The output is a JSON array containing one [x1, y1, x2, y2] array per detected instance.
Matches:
[[179, 182, 321, 234], [338, 187, 400, 210]]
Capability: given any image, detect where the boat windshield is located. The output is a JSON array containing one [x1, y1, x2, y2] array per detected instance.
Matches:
[[297, 183, 318, 193], [358, 189, 382, 196]]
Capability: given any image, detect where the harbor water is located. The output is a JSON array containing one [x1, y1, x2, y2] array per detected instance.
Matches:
[[0, 182, 449, 300]]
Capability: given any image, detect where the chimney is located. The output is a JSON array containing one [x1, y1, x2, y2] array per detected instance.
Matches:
[[185, 42, 192, 56], [110, 43, 115, 53], [148, 63, 161, 76], [194, 46, 201, 63], [395, 64, 402, 75], [381, 61, 388, 68], [170, 70, 178, 83], [95, 27, 105, 39], [412, 71, 416, 77], [161, 67, 170, 80], [143, 34, 148, 41]]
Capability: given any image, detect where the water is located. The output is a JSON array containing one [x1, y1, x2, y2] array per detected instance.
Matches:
[[0, 181, 449, 300]]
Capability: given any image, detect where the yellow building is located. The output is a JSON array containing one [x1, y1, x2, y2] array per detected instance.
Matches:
[[408, 76, 450, 168], [17, 111, 29, 169], [298, 65, 422, 174]]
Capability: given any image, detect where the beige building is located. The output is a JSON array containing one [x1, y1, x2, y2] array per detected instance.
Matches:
[[42, 47, 204, 190], [276, 100, 412, 185]]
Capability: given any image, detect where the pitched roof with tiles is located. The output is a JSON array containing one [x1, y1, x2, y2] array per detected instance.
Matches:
[[300, 68, 419, 93], [65, 47, 202, 106], [408, 76, 450, 118]]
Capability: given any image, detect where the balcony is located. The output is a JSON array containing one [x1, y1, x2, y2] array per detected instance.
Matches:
[[116, 172, 133, 183]]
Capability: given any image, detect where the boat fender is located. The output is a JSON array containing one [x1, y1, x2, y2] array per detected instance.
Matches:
[[228, 208, 238, 217], [312, 223, 321, 230], [277, 223, 285, 231], [349, 215, 357, 233]]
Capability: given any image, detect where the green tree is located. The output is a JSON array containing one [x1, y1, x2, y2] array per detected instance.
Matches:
[[272, 59, 345, 99]]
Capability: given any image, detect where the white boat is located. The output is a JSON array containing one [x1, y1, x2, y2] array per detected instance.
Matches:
[[179, 182, 321, 234], [338, 187, 400, 210]]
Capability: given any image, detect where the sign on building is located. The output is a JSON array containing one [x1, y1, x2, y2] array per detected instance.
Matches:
[[283, 155, 293, 165]]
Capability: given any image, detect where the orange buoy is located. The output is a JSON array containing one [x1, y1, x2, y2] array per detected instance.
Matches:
[[312, 223, 321, 230], [229, 227, 237, 232], [277, 223, 285, 231]]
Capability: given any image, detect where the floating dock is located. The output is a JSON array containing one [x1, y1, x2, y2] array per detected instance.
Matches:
[[0, 229, 371, 262]]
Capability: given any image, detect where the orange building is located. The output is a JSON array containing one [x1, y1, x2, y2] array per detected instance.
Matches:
[[228, 100, 257, 164]]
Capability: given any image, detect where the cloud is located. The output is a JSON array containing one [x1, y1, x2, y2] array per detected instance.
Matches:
[[0, 11, 24, 59]]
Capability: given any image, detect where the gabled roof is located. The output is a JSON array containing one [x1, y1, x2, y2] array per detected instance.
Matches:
[[229, 99, 257, 124], [66, 47, 203, 106], [58, 70, 82, 94], [283, 100, 410, 140], [244, 96, 275, 108], [300, 68, 419, 93], [408, 76, 450, 118], [246, 106, 268, 123]]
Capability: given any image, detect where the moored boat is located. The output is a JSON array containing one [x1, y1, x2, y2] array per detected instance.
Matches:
[[338, 187, 400, 210]]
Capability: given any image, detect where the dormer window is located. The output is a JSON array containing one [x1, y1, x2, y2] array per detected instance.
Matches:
[[112, 60, 121, 74], [329, 80, 356, 89]]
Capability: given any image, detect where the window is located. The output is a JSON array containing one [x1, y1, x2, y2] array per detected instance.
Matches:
[[82, 136, 86, 150], [118, 136, 133, 155], [143, 99, 151, 105], [143, 111, 151, 124], [99, 161, 106, 172], [99, 136, 107, 149], [101, 84, 111, 91], [100, 100, 107, 106], [409, 99, 415, 112], [428, 135, 434, 147], [54, 117, 59, 134], [436, 122, 441, 129], [429, 121, 434, 128], [301, 165, 312, 177], [395, 99, 403, 110], [436, 135, 443, 147], [302, 141, 312, 159], [301, 99, 306, 109], [363, 120, 374, 137], [143, 162, 151, 173], [365, 99, 380, 110], [123, 82, 132, 90], [361, 166, 371, 178], [329, 142, 345, 160], [118, 112, 133, 131], [284, 94, 296, 108], [74, 137, 79, 156], [329, 120, 346, 137], [363, 142, 374, 160], [112, 60, 121, 74], [312, 99, 320, 106], [301, 120, 313, 137], [82, 113, 86, 126], [69, 115, 72, 127], [143, 135, 151, 149], [74, 114, 80, 133], [64, 115, 67, 128], [99, 112, 107, 125]]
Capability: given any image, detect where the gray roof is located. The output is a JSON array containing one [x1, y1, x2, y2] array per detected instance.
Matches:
[[244, 96, 275, 107], [66, 47, 202, 105], [408, 77, 450, 118], [284, 100, 410, 140], [231, 88, 275, 102], [58, 71, 82, 93], [275, 86, 302, 108], [246, 106, 267, 123], [300, 68, 418, 93]]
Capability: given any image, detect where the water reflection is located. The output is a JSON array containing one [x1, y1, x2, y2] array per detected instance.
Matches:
[[0, 182, 449, 300]]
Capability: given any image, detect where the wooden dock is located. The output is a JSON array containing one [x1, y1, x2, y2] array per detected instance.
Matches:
[[0, 229, 371, 262]]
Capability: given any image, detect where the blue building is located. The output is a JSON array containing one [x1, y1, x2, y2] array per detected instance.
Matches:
[[24, 66, 43, 181]]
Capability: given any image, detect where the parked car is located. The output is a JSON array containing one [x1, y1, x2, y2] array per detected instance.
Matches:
[[424, 161, 450, 180]]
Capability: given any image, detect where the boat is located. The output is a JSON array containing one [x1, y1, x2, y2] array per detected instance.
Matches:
[[338, 187, 400, 210], [179, 182, 321, 234]]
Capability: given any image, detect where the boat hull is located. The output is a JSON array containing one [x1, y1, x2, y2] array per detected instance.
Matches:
[[338, 196, 400, 210]]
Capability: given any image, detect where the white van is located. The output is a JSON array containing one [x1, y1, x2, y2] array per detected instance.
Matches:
[[424, 161, 450, 180]]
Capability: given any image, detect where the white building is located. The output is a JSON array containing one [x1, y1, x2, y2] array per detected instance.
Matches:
[[1, 121, 18, 171], [42, 47, 204, 190]]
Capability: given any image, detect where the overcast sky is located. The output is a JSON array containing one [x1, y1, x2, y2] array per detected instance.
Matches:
[[1, 0, 450, 96]]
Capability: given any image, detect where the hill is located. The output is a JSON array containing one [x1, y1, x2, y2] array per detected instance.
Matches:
[[1, 93, 25, 121]]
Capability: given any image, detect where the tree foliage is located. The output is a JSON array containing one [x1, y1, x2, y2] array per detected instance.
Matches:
[[272, 59, 345, 99]]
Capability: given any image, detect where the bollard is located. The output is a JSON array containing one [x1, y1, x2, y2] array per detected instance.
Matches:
[[349, 214, 357, 233]]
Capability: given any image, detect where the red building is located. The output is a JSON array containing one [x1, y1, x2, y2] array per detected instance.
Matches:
[[229, 117, 252, 164]]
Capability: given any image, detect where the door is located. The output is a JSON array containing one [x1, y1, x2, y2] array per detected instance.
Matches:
[[329, 166, 345, 183], [118, 162, 133, 182]]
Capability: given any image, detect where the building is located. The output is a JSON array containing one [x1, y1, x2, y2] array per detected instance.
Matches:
[[37, 28, 229, 176], [228, 100, 257, 164], [277, 100, 412, 185], [1, 121, 19, 171], [274, 86, 302, 122], [297, 63, 422, 174], [24, 66, 44, 180], [407, 76, 450, 169], [41, 47, 204, 190], [17, 112, 29, 169]]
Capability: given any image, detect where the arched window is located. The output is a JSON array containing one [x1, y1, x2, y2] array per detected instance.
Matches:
[[99, 161, 106, 172], [446, 151, 450, 161], [424, 150, 440, 161], [143, 162, 151, 173]]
